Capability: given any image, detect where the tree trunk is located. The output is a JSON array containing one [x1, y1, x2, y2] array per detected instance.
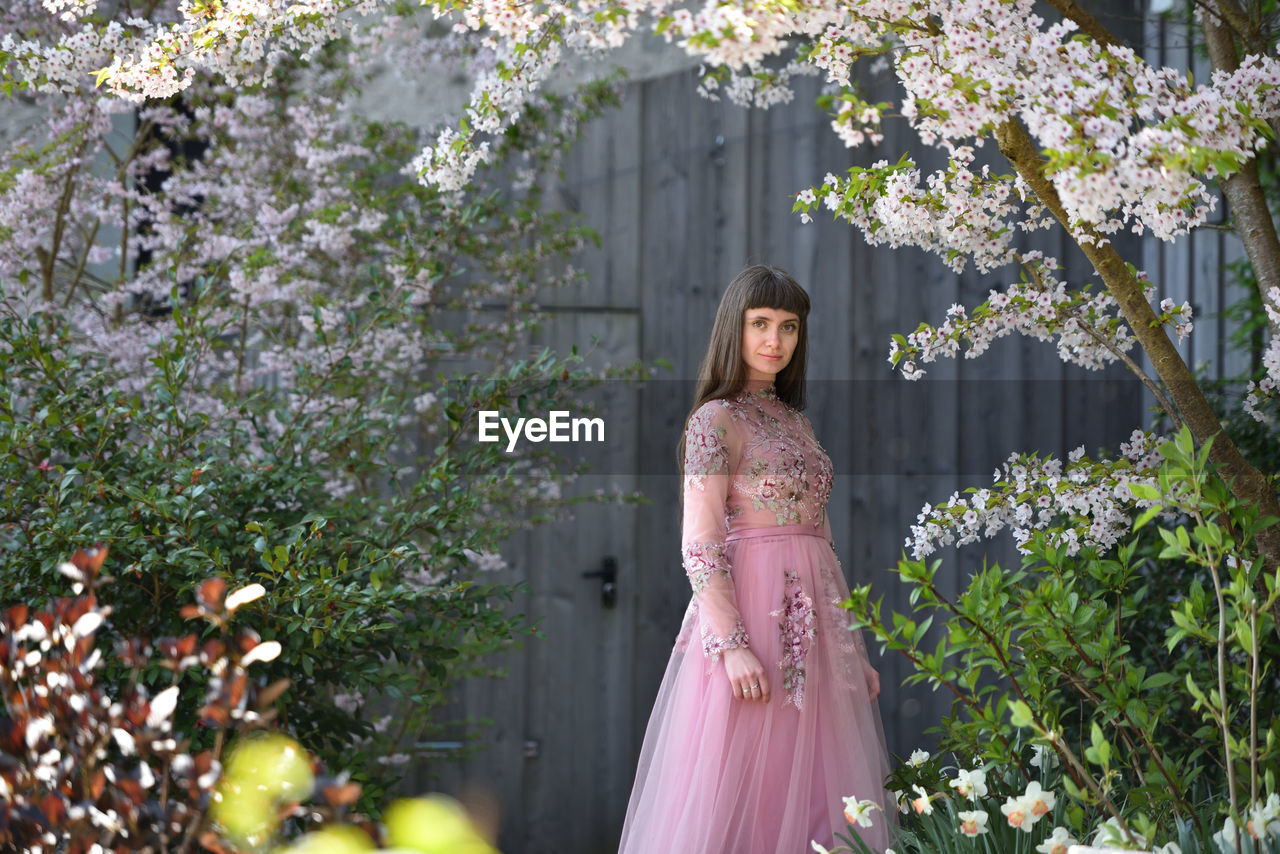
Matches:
[[994, 118, 1280, 641], [1202, 14, 1280, 337]]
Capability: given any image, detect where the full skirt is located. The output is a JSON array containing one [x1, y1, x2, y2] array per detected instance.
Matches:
[[617, 525, 893, 854]]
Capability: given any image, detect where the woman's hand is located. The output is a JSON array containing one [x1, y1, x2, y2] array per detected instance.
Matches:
[[864, 664, 881, 701], [723, 647, 770, 702]]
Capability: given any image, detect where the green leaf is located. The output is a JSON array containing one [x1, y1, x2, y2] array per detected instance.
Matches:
[[1140, 672, 1178, 691], [1084, 721, 1112, 767], [1128, 482, 1161, 502]]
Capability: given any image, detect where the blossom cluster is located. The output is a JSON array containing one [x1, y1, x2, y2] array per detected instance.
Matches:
[[818, 747, 1279, 854], [4, 0, 1258, 264], [905, 428, 1166, 560], [871, 757, 1080, 851], [0, 0, 612, 504], [795, 150, 1033, 276], [1238, 794, 1280, 845], [1244, 287, 1280, 422], [884, 254, 1146, 381]]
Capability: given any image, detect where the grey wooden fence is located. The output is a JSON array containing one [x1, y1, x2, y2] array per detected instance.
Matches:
[[396, 2, 1280, 850]]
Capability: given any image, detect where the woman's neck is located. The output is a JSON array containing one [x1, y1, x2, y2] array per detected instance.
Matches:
[[741, 379, 777, 397]]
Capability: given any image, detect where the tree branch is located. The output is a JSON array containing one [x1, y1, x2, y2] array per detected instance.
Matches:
[[1202, 14, 1280, 337], [1192, 0, 1269, 56], [1042, 0, 1122, 48], [994, 116, 1280, 642]]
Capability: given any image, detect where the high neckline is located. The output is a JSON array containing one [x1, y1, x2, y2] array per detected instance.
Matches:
[[739, 383, 777, 401]]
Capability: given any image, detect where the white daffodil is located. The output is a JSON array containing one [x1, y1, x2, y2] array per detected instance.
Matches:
[[1246, 794, 1280, 840], [1093, 816, 1147, 849], [1036, 826, 1076, 854], [1022, 781, 1055, 819], [910, 785, 934, 816], [1000, 795, 1034, 832], [842, 796, 878, 828], [957, 810, 989, 837], [948, 767, 988, 800], [1030, 742, 1057, 770]]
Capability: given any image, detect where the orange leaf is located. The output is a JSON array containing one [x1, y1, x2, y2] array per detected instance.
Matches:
[[198, 831, 232, 854], [321, 782, 363, 807], [196, 578, 227, 609], [39, 793, 66, 826], [71, 545, 108, 574], [257, 678, 291, 708], [6, 604, 28, 627], [199, 705, 230, 726]]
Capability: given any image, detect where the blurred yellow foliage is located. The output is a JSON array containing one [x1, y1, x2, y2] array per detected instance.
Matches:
[[383, 795, 499, 854], [213, 733, 316, 847]]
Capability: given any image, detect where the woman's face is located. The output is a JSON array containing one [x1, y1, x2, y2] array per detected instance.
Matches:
[[740, 307, 800, 383]]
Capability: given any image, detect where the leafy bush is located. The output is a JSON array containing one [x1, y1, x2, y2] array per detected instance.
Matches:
[[816, 746, 1280, 854], [847, 425, 1279, 847], [0, 39, 635, 801], [1, 546, 515, 853], [0, 295, 621, 805]]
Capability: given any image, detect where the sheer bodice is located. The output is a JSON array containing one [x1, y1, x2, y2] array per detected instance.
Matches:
[[680, 384, 836, 662]]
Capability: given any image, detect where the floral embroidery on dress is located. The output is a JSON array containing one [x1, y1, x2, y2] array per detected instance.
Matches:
[[682, 542, 728, 591], [719, 389, 833, 528], [702, 619, 750, 662], [684, 404, 731, 491], [771, 570, 817, 709], [820, 565, 859, 660]]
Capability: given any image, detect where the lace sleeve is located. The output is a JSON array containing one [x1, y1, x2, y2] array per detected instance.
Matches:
[[682, 402, 749, 661]]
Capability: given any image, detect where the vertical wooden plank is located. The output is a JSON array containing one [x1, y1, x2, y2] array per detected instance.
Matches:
[[631, 69, 698, 785], [1136, 7, 1173, 426], [405, 551, 530, 852], [797, 74, 861, 736], [519, 308, 640, 853], [557, 85, 643, 310], [1191, 222, 1221, 378]]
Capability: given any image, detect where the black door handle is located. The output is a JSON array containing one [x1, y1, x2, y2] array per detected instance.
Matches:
[[581, 556, 618, 608]]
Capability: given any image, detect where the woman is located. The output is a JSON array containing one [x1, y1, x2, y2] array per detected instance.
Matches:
[[617, 265, 892, 854]]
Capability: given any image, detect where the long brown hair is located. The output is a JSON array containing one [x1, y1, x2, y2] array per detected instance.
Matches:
[[677, 265, 811, 475]]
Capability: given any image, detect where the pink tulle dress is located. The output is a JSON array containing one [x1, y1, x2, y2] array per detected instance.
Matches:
[[618, 385, 892, 854]]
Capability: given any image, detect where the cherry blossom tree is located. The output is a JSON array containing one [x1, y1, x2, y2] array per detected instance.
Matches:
[[0, 0, 630, 791], [5, 0, 1280, 844], [8, 0, 1276, 586]]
